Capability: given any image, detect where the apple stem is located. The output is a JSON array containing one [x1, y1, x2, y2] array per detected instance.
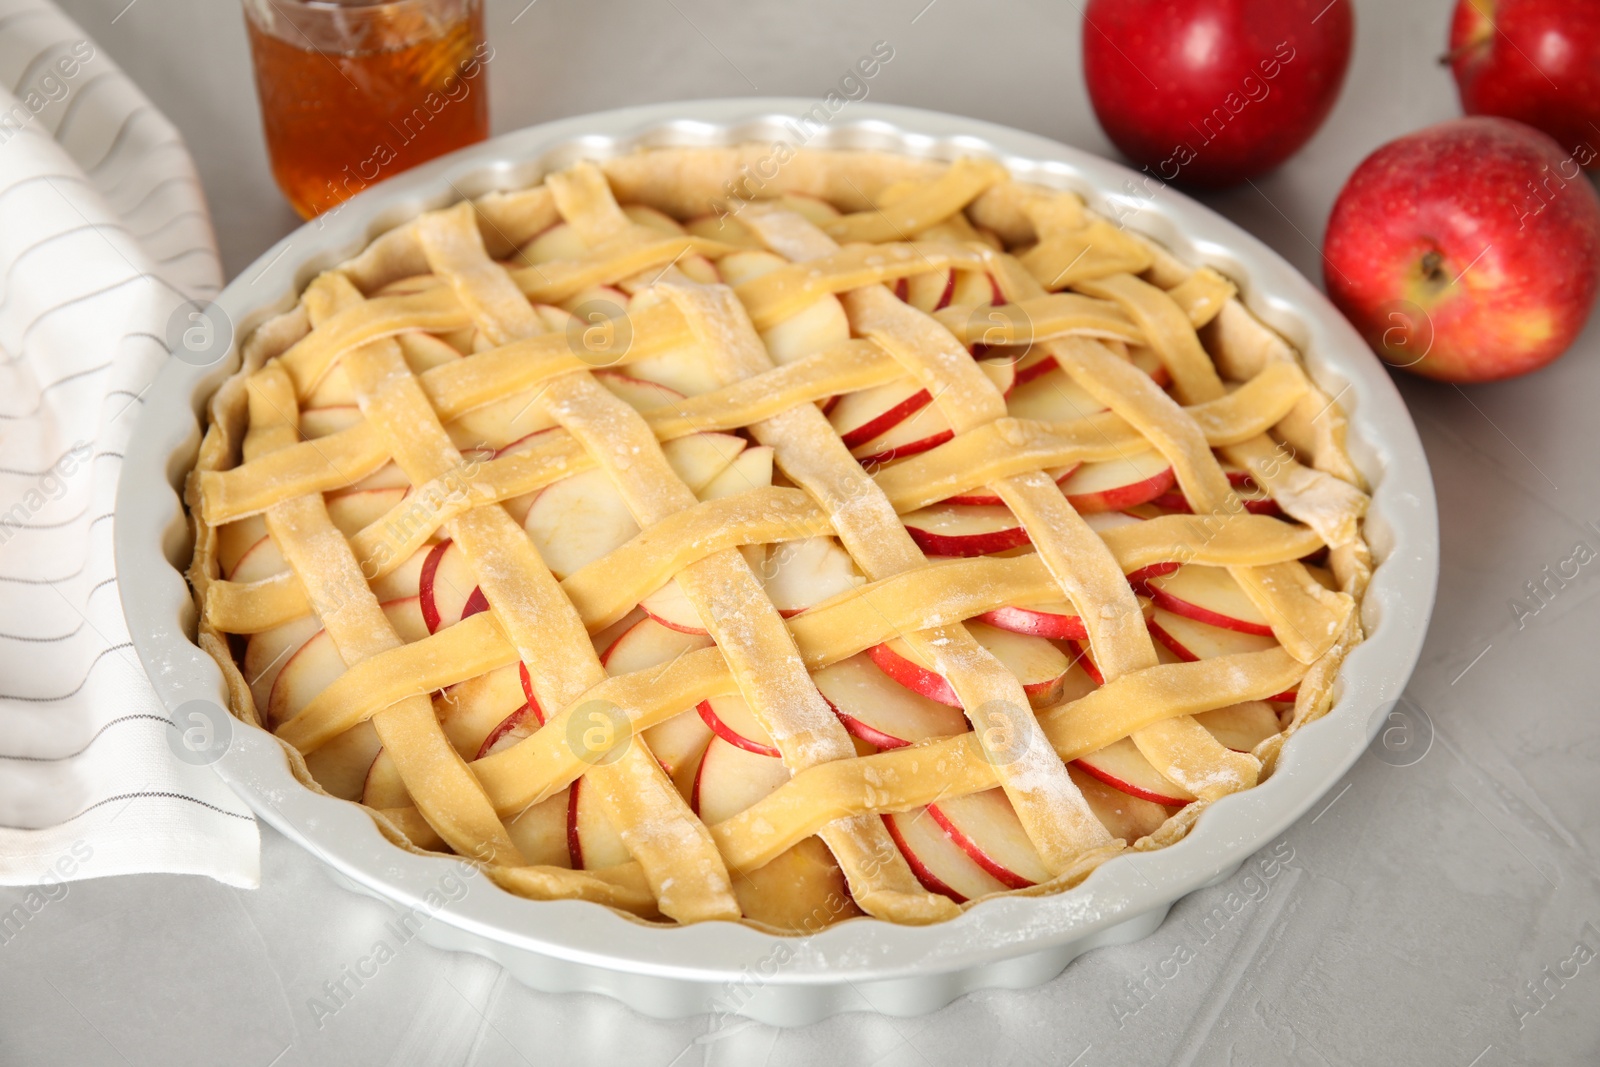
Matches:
[[1419, 249, 1449, 287]]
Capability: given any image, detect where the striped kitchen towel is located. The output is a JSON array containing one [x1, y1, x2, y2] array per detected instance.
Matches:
[[0, 0, 257, 889]]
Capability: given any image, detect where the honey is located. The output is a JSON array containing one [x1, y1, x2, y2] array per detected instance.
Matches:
[[245, 1, 489, 219]]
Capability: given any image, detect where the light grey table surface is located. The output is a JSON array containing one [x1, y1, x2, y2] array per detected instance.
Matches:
[[8, 1, 1598, 1064]]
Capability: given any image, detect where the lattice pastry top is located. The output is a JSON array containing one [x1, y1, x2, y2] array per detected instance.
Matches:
[[189, 148, 1372, 931]]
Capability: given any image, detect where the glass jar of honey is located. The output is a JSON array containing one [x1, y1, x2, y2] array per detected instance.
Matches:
[[243, 0, 489, 219]]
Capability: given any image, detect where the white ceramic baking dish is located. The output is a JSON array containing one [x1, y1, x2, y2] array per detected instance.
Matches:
[[113, 99, 1438, 1026]]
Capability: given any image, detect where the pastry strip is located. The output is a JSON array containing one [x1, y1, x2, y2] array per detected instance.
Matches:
[[746, 208, 1114, 875], [249, 359, 523, 867]]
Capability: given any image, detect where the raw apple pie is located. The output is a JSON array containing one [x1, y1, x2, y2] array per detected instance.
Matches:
[[189, 149, 1371, 931]]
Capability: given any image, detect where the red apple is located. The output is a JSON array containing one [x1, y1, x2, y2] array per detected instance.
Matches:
[[1082, 0, 1353, 186], [1448, 0, 1600, 169], [1324, 117, 1600, 382]]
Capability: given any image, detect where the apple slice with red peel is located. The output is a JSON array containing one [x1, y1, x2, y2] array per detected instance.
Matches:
[[639, 577, 708, 635], [1063, 638, 1106, 686], [952, 270, 1004, 307], [594, 369, 687, 413], [217, 516, 268, 578], [1060, 450, 1176, 512], [1005, 364, 1109, 422], [812, 653, 970, 749], [524, 467, 642, 579], [244, 613, 321, 711], [588, 607, 647, 662], [851, 360, 1017, 467], [835, 356, 1018, 452], [325, 487, 407, 537], [691, 736, 793, 824], [902, 503, 1030, 558], [505, 788, 571, 868], [1068, 763, 1172, 842], [1193, 701, 1281, 753], [904, 268, 956, 313], [599, 616, 713, 675], [852, 402, 955, 467], [1011, 348, 1057, 387], [828, 378, 932, 449], [419, 539, 486, 634], [642, 708, 714, 789], [761, 537, 864, 615], [658, 432, 746, 495], [1074, 736, 1196, 806], [882, 808, 1008, 903], [698, 445, 773, 501], [445, 389, 559, 453], [869, 620, 1072, 708], [266, 599, 422, 729], [1145, 566, 1274, 635], [476, 702, 540, 759], [437, 661, 529, 758], [927, 789, 1050, 889], [1145, 608, 1294, 700], [697, 695, 780, 758], [514, 664, 547, 726], [300, 405, 362, 439], [979, 601, 1088, 641], [567, 775, 632, 870], [230, 535, 289, 584]]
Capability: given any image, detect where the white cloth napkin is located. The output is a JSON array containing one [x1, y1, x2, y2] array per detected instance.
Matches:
[[0, 0, 258, 888]]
